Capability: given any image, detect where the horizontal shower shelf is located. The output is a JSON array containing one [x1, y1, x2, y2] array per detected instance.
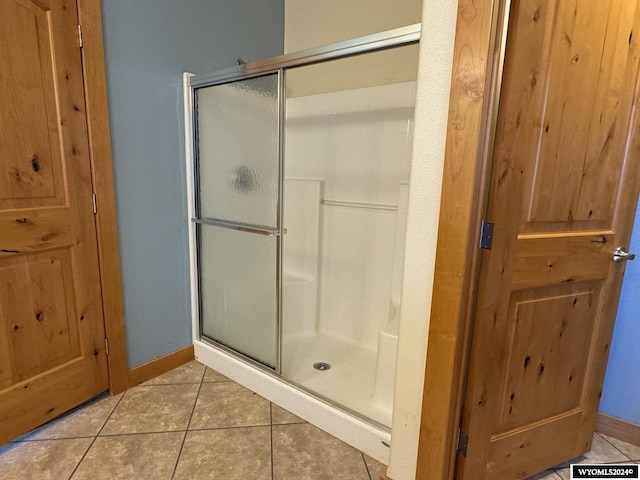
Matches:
[[320, 199, 398, 212], [192, 217, 280, 236]]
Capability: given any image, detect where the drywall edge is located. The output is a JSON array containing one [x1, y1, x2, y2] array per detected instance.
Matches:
[[387, 1, 459, 479]]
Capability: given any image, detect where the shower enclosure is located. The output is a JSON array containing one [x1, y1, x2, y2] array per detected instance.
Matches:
[[185, 25, 419, 461]]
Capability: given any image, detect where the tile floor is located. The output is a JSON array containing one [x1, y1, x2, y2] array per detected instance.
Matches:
[[1, 360, 639, 479], [0, 361, 386, 480]]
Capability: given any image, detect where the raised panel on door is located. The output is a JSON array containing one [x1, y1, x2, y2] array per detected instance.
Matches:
[[0, 0, 65, 209], [517, 0, 635, 233], [459, 0, 640, 478], [496, 283, 600, 432], [0, 0, 108, 443], [0, 251, 81, 390]]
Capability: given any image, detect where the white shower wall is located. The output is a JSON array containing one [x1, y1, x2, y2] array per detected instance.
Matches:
[[285, 81, 416, 349]]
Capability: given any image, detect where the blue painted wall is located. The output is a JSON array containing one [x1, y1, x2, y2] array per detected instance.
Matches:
[[601, 198, 640, 424], [101, 0, 284, 368]]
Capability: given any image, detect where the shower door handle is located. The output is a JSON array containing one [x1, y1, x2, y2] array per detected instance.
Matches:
[[192, 218, 281, 237]]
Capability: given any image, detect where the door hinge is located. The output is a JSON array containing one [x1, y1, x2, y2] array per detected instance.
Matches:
[[78, 24, 84, 48], [479, 221, 494, 250], [104, 337, 109, 356], [457, 428, 469, 457], [92, 193, 97, 214]]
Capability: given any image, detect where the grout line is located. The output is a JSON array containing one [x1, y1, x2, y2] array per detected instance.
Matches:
[[361, 452, 373, 480], [270, 403, 275, 480], [170, 375, 204, 479], [66, 391, 127, 479], [269, 421, 307, 426], [597, 432, 635, 462], [132, 382, 211, 387], [140, 381, 206, 386], [94, 429, 188, 438], [202, 367, 233, 383], [141, 366, 209, 387], [96, 391, 127, 437], [91, 424, 276, 438], [185, 424, 272, 432], [64, 438, 94, 480]]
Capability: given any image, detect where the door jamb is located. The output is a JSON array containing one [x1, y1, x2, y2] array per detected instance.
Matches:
[[76, 0, 129, 394], [415, 0, 505, 478]]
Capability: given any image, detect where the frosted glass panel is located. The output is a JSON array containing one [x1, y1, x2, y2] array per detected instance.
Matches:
[[196, 74, 279, 229], [199, 225, 277, 368]]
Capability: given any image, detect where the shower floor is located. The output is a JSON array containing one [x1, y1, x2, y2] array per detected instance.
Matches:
[[281, 332, 392, 428]]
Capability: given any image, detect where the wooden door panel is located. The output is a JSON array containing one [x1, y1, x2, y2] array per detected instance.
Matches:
[[489, 411, 584, 478], [0, 0, 65, 207], [459, 0, 640, 477], [0, 209, 74, 256], [0, 357, 90, 439], [522, 0, 638, 232], [497, 283, 599, 432], [0, 0, 108, 443], [0, 251, 81, 390], [512, 234, 612, 289]]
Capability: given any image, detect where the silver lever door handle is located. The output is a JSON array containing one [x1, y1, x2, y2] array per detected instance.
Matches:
[[613, 247, 636, 263]]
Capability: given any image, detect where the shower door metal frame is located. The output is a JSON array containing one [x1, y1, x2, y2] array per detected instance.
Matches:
[[186, 23, 421, 376], [192, 70, 284, 371]]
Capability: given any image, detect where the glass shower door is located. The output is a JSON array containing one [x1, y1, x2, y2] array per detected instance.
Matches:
[[193, 73, 281, 369]]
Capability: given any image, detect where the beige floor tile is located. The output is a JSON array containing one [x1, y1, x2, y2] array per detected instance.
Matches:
[[18, 393, 123, 441], [173, 427, 271, 480], [271, 403, 304, 425], [0, 438, 92, 480], [363, 454, 387, 479], [189, 382, 270, 429], [272, 423, 371, 479], [601, 434, 640, 461], [203, 367, 230, 382], [101, 384, 199, 435], [142, 360, 206, 385], [70, 432, 183, 480]]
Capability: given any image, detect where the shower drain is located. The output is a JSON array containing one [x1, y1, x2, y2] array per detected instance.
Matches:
[[313, 362, 331, 371]]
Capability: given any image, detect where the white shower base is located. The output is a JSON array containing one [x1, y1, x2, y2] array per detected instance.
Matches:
[[281, 332, 392, 428], [193, 339, 392, 464]]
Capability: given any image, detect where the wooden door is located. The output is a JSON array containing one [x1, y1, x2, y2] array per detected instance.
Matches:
[[458, 1, 640, 478], [0, 0, 109, 443]]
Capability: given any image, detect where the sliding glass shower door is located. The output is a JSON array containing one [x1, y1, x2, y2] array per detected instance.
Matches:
[[193, 73, 281, 369]]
